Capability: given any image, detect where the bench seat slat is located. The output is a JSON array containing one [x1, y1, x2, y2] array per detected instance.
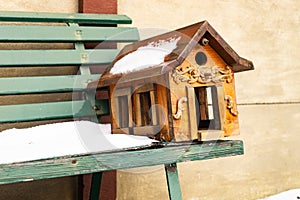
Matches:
[[0, 49, 120, 66], [0, 11, 132, 24], [0, 140, 244, 184], [0, 75, 101, 95], [0, 100, 109, 123], [0, 26, 139, 42]]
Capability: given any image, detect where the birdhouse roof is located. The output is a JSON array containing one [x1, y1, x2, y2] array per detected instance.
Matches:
[[90, 21, 253, 88]]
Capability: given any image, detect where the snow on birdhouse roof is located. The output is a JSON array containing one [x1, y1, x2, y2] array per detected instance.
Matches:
[[110, 36, 181, 74], [89, 21, 253, 89]]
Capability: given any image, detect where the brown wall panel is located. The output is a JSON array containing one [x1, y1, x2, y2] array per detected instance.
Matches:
[[79, 0, 117, 14]]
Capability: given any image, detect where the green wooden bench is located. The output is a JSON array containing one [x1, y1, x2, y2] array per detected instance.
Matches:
[[0, 11, 244, 200]]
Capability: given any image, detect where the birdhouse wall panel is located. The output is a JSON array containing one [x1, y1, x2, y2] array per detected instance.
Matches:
[[156, 83, 173, 141], [170, 46, 240, 139], [109, 85, 118, 133], [215, 85, 226, 131], [224, 73, 240, 136], [186, 85, 199, 140], [109, 74, 175, 140], [169, 73, 192, 141], [201, 45, 240, 136]]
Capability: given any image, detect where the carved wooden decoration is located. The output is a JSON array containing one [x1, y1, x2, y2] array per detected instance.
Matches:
[[89, 20, 254, 142], [224, 95, 238, 116], [173, 97, 188, 120], [172, 65, 233, 84]]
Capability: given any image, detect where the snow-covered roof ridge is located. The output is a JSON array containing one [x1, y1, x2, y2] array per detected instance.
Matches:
[[110, 36, 181, 75], [144, 37, 181, 49]]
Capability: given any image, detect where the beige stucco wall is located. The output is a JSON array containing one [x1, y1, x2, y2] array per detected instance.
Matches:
[[0, 1, 298, 199], [118, 1, 300, 199], [0, 0, 77, 12]]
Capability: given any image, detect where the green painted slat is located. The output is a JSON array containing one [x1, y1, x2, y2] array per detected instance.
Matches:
[[0, 11, 132, 24], [0, 25, 139, 42], [0, 100, 109, 123], [90, 172, 103, 200], [0, 49, 119, 66], [0, 75, 101, 95], [165, 163, 182, 200], [0, 140, 244, 185], [0, 101, 89, 123]]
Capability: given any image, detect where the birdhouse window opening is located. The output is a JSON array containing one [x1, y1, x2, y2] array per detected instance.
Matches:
[[194, 86, 221, 130], [111, 87, 133, 134], [133, 84, 158, 128], [138, 91, 153, 126], [118, 95, 129, 128]]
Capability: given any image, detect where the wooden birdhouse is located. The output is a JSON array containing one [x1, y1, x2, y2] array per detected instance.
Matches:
[[89, 21, 254, 142]]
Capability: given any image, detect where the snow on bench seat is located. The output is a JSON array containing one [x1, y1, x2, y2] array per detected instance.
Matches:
[[0, 121, 157, 164], [263, 189, 300, 200]]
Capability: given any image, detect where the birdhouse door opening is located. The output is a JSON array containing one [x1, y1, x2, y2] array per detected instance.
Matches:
[[194, 86, 221, 131]]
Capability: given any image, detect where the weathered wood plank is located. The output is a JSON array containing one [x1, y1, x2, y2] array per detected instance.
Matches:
[[0, 66, 79, 77], [0, 92, 83, 106], [0, 25, 139, 42], [0, 140, 243, 185], [156, 83, 172, 141], [0, 11, 132, 24]]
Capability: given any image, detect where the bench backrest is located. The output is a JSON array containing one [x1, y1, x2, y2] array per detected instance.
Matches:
[[0, 11, 139, 131]]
